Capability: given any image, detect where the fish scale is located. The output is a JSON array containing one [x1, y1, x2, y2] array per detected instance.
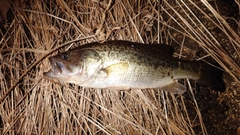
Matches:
[[44, 40, 225, 94]]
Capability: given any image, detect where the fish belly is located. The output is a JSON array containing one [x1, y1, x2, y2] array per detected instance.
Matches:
[[80, 60, 197, 94]]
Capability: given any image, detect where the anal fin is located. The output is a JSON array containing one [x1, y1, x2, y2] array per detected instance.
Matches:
[[161, 81, 186, 94]]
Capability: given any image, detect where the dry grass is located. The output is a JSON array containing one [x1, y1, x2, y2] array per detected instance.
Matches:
[[0, 0, 239, 134]]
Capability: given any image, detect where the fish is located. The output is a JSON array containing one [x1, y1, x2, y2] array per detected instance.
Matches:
[[43, 40, 225, 94]]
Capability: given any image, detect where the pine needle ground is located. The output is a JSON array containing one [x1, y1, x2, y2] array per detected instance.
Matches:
[[0, 0, 239, 134]]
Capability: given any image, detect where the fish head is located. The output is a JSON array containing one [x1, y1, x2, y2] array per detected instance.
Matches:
[[43, 51, 83, 82], [44, 49, 102, 84]]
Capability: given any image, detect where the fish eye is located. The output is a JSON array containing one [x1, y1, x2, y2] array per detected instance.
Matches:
[[61, 53, 69, 60]]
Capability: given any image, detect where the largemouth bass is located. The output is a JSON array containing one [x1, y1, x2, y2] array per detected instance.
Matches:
[[44, 40, 225, 94]]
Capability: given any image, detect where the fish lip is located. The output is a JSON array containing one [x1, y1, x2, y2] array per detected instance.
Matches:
[[43, 57, 62, 77]]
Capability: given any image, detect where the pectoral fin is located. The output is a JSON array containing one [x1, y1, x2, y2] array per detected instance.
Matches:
[[101, 62, 129, 77], [161, 81, 186, 94]]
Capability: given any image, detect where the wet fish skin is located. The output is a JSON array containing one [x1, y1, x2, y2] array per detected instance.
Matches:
[[44, 40, 225, 94]]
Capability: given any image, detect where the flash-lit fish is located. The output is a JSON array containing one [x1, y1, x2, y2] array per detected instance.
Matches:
[[44, 40, 225, 94]]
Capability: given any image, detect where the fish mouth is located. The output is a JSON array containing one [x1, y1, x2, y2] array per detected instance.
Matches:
[[43, 57, 63, 77]]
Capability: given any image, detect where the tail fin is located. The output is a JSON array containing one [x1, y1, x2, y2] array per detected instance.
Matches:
[[198, 63, 225, 92]]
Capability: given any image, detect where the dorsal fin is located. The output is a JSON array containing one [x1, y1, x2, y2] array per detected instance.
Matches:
[[148, 43, 175, 56], [68, 40, 175, 58]]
